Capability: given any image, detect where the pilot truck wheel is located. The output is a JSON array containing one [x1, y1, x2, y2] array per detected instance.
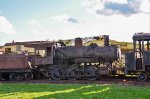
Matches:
[[138, 73, 148, 81]]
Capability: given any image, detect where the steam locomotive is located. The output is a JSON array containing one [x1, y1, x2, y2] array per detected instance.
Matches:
[[0, 33, 150, 81]]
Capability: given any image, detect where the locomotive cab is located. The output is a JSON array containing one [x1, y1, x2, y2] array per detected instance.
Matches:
[[125, 33, 150, 81], [25, 42, 55, 67]]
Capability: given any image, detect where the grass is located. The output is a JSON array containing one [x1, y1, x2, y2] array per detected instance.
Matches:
[[85, 39, 133, 54], [0, 83, 150, 99]]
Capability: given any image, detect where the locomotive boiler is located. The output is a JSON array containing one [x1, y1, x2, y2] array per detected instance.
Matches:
[[55, 44, 121, 63], [55, 35, 121, 63]]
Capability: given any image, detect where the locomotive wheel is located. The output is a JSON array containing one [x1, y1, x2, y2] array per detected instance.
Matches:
[[11, 73, 25, 81], [0, 74, 4, 81], [138, 73, 148, 81], [67, 69, 78, 80], [24, 73, 33, 80], [51, 68, 63, 80], [85, 66, 99, 80], [0, 74, 2, 80]]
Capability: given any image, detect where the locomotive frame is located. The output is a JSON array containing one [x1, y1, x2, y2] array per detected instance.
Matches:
[[0, 33, 150, 81]]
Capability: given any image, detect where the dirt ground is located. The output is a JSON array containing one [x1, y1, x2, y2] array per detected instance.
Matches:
[[0, 77, 150, 87]]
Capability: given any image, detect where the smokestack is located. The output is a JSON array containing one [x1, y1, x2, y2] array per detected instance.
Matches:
[[75, 38, 83, 47], [103, 35, 109, 46]]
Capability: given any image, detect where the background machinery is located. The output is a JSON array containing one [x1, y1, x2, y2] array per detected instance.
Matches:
[[125, 33, 150, 81]]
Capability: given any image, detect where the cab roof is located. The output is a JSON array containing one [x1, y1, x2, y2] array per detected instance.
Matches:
[[133, 33, 150, 41]]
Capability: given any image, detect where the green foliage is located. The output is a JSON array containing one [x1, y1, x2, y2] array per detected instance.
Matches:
[[58, 39, 63, 42], [64, 40, 72, 45], [0, 84, 149, 99]]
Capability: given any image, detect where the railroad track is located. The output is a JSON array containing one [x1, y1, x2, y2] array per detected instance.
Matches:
[[0, 77, 149, 86]]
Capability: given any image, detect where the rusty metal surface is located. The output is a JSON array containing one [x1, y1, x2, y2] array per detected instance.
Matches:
[[143, 51, 150, 65], [0, 55, 29, 69], [4, 41, 50, 46], [35, 56, 53, 65], [133, 33, 150, 40], [98, 67, 109, 75], [56, 45, 121, 62], [75, 38, 83, 47], [25, 42, 54, 49], [125, 52, 136, 71], [103, 35, 110, 46]]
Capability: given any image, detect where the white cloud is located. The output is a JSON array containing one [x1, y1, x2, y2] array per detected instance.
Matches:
[[24, 0, 150, 43], [27, 19, 49, 35], [80, 0, 150, 42], [27, 19, 38, 25], [140, 0, 150, 14], [50, 13, 150, 41], [0, 16, 16, 34], [82, 0, 150, 16], [51, 14, 79, 23], [107, 0, 128, 4]]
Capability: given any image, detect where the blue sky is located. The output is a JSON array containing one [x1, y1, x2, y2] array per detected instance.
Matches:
[[0, 0, 150, 45]]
